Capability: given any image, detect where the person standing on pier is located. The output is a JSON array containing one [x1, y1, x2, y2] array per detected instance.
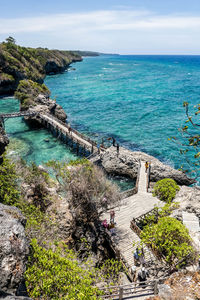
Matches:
[[117, 143, 119, 156], [145, 161, 149, 173], [112, 137, 116, 147], [68, 123, 72, 136]]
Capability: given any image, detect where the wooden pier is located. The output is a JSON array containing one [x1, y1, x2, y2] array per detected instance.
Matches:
[[38, 113, 101, 156], [0, 110, 105, 157]]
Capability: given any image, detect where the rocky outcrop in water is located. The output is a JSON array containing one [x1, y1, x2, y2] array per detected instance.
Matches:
[[0, 204, 29, 296], [100, 146, 195, 185], [29, 94, 67, 123]]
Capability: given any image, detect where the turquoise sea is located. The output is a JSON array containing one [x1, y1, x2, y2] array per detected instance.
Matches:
[[1, 55, 200, 185]]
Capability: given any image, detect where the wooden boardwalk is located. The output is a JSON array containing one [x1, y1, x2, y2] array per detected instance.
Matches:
[[0, 111, 36, 119], [0, 110, 101, 155], [102, 161, 163, 274], [40, 113, 98, 152]]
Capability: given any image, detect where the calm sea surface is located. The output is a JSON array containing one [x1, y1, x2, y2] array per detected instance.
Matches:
[[1, 55, 200, 184]]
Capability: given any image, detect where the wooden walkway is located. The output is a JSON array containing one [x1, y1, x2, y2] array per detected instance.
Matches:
[[39, 113, 98, 153], [0, 110, 102, 155], [102, 161, 163, 275], [0, 111, 36, 119]]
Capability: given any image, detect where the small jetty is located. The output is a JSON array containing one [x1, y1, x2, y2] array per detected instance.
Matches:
[[0, 110, 105, 156]]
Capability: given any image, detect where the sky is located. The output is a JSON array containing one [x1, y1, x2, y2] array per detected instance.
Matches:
[[0, 0, 200, 54]]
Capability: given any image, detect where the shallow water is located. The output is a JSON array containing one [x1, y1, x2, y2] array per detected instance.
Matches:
[[0, 97, 78, 165]]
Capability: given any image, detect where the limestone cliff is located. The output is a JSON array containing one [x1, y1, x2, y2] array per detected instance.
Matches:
[[0, 41, 82, 96], [0, 204, 29, 296]]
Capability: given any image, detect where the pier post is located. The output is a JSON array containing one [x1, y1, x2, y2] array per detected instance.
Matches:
[[119, 287, 123, 300], [154, 280, 158, 295], [76, 142, 79, 155]]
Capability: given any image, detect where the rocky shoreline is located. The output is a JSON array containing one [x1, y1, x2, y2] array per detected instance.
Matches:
[[95, 146, 196, 186]]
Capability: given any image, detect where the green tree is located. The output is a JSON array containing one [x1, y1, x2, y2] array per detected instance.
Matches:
[[5, 36, 16, 44], [141, 217, 195, 267], [153, 178, 180, 203]]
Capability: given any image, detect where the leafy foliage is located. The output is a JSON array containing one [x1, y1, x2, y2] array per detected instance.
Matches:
[[153, 178, 180, 203], [14, 79, 50, 109], [137, 202, 179, 229], [0, 154, 20, 205], [25, 239, 102, 299], [141, 217, 195, 266]]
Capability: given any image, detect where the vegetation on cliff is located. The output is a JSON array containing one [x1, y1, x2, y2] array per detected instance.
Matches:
[[0, 155, 122, 298], [46, 159, 120, 222], [0, 37, 82, 95], [14, 79, 50, 109], [141, 216, 195, 267], [153, 178, 180, 203]]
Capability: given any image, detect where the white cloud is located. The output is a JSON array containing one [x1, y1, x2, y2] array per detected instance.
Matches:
[[1, 10, 200, 34], [0, 9, 200, 53]]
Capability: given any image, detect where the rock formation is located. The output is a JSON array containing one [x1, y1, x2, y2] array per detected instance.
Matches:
[[0, 121, 9, 157], [100, 146, 195, 185], [28, 94, 67, 123], [0, 204, 29, 296], [174, 185, 200, 216]]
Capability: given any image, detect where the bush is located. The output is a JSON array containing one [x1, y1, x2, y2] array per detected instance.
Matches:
[[141, 216, 194, 266], [0, 155, 20, 206], [14, 79, 50, 109], [25, 239, 101, 299], [153, 178, 180, 203]]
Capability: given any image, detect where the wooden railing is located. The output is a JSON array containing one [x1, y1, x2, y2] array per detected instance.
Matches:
[[130, 218, 166, 263], [99, 277, 169, 299], [135, 160, 141, 193], [104, 229, 133, 281], [132, 207, 159, 227], [38, 113, 108, 152], [119, 187, 137, 199], [146, 163, 151, 192], [0, 111, 37, 119]]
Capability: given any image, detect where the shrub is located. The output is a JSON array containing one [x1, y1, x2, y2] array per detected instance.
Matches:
[[25, 239, 101, 299], [0, 155, 20, 206], [141, 216, 195, 266], [153, 178, 180, 203], [14, 79, 50, 109]]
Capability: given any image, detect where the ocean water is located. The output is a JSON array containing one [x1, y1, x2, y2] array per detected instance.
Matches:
[[45, 55, 200, 183], [1, 55, 200, 186]]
